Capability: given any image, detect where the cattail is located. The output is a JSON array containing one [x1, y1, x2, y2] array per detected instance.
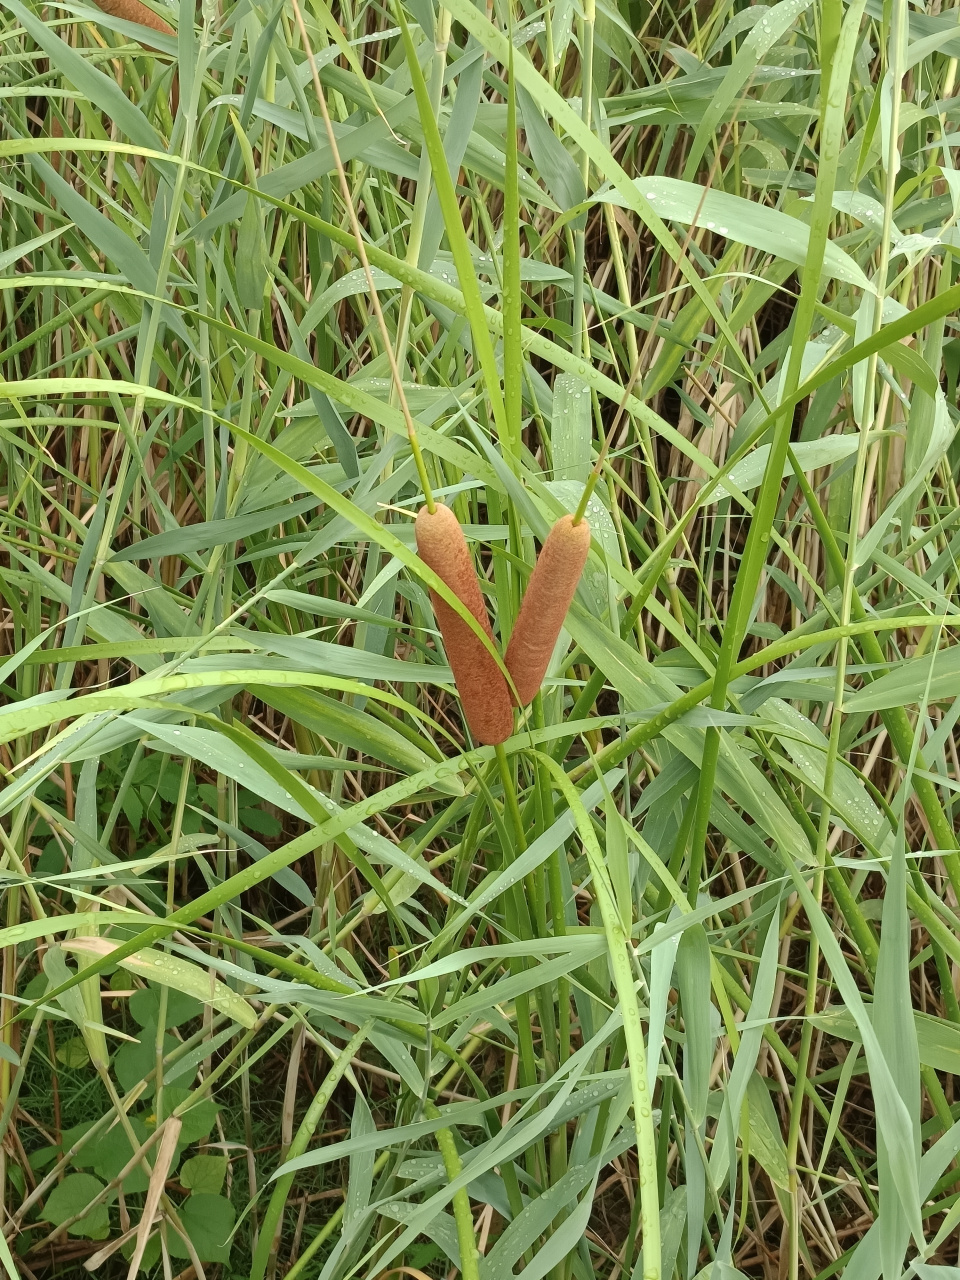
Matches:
[[415, 503, 513, 745], [505, 515, 591, 706], [92, 0, 180, 115], [43, 0, 177, 207], [92, 0, 174, 41]]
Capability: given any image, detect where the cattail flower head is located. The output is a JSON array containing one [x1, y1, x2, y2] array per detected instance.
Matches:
[[415, 504, 513, 745], [505, 514, 591, 707]]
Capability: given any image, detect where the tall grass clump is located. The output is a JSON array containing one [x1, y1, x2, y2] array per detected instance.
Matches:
[[1, 0, 960, 1276]]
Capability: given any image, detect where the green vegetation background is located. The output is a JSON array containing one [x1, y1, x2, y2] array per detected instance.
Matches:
[[1, 0, 960, 1277]]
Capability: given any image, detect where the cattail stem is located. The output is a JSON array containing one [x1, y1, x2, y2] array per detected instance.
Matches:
[[572, 357, 642, 526], [494, 742, 526, 854], [290, 0, 436, 511], [572, 470, 596, 527]]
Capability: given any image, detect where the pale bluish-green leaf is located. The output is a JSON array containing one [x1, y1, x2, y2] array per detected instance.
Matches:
[[677, 924, 712, 1126], [551, 374, 593, 483], [597, 176, 870, 290]]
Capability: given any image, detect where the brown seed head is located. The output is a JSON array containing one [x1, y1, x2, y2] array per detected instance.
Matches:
[[415, 504, 513, 745], [504, 514, 591, 706], [92, 0, 180, 114]]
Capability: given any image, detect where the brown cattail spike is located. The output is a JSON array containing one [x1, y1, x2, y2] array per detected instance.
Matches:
[[92, 0, 180, 116], [505, 515, 591, 707], [92, 0, 174, 40], [415, 504, 513, 746]]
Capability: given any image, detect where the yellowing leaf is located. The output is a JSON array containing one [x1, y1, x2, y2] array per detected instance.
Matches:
[[63, 938, 256, 1029]]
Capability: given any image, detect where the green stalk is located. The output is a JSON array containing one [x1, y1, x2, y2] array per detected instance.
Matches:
[[426, 1102, 481, 1280], [393, 0, 510, 451], [281, 1152, 392, 1280], [789, 453, 960, 898], [571, 0, 594, 361], [787, 6, 903, 1262], [685, 0, 861, 906], [536, 753, 660, 1280], [493, 743, 541, 1098], [503, 26, 523, 470], [392, 5, 453, 383], [292, 0, 435, 509], [250, 1021, 375, 1280]]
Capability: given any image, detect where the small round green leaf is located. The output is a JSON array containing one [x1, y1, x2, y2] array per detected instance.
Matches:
[[180, 1154, 227, 1196], [41, 1173, 111, 1240]]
